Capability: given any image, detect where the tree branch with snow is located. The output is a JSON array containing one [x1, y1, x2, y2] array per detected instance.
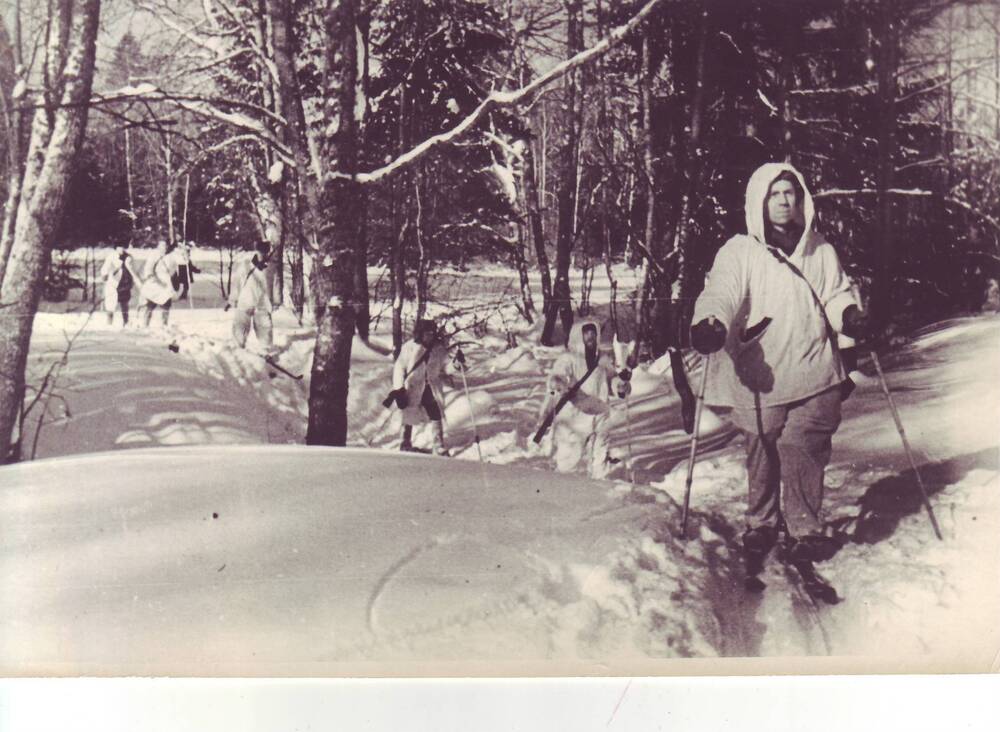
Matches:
[[334, 0, 672, 184]]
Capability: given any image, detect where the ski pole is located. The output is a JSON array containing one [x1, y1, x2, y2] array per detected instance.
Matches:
[[455, 349, 484, 462], [870, 349, 944, 541], [680, 353, 711, 539], [365, 403, 397, 447]]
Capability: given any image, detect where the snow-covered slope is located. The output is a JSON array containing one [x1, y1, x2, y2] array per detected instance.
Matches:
[[0, 446, 723, 675], [5, 301, 999, 673]]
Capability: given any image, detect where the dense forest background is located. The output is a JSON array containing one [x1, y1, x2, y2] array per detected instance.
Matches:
[[3, 0, 1000, 450]]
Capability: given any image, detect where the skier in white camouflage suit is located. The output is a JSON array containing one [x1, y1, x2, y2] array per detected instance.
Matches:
[[139, 240, 179, 327], [100, 245, 140, 327], [390, 319, 450, 455], [538, 317, 631, 479], [228, 241, 274, 351], [690, 162, 870, 591]]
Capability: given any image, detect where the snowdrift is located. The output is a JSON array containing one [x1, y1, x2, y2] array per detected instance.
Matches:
[[0, 446, 722, 675]]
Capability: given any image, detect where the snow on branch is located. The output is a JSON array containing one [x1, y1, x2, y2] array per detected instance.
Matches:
[[789, 83, 875, 97], [89, 84, 292, 161], [894, 156, 947, 173], [435, 221, 517, 246], [336, 0, 671, 184], [813, 188, 934, 199]]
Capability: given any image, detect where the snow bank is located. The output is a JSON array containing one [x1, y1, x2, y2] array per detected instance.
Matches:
[[444, 389, 499, 427], [0, 447, 722, 672], [487, 346, 541, 374]]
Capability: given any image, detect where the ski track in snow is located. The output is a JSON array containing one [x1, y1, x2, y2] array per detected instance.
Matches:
[[365, 537, 450, 637], [19, 302, 1000, 662]]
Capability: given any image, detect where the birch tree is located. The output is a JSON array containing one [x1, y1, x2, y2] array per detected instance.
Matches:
[[0, 0, 102, 462]]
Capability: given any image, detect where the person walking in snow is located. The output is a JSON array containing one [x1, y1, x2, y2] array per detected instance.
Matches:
[[389, 319, 450, 455], [228, 241, 274, 351], [690, 162, 869, 586], [173, 241, 200, 301], [100, 244, 141, 327], [139, 239, 179, 327], [538, 317, 631, 480]]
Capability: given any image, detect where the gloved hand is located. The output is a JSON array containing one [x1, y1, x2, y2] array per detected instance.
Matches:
[[841, 305, 870, 341], [691, 318, 727, 355], [454, 348, 467, 371], [393, 389, 409, 410], [615, 369, 632, 399]]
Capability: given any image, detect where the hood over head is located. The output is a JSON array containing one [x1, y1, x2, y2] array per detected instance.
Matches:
[[566, 316, 605, 357], [744, 162, 815, 254]]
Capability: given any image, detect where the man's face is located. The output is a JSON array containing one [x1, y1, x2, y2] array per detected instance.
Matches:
[[766, 178, 799, 228], [420, 327, 437, 347], [582, 326, 598, 351]]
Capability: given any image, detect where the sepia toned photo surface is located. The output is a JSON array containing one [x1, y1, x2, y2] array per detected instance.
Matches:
[[1, 0, 998, 678]]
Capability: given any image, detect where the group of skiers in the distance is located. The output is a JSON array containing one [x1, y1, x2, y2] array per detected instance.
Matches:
[[384, 162, 872, 604], [100, 239, 200, 328], [101, 238, 274, 352]]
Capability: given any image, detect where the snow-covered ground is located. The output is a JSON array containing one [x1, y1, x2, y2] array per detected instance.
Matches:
[[2, 269, 998, 674]]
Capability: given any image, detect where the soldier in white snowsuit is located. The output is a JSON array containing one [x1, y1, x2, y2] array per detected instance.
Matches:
[[228, 242, 273, 350], [690, 162, 869, 567], [139, 240, 179, 327], [174, 241, 200, 300], [390, 319, 450, 455], [100, 245, 141, 326], [539, 318, 630, 479]]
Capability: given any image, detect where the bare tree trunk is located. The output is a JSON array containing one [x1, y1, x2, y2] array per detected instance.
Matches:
[[668, 0, 711, 347], [390, 83, 411, 356], [353, 12, 371, 340], [124, 126, 135, 238], [777, 19, 794, 164], [182, 173, 190, 243], [995, 3, 999, 139], [353, 189, 370, 339], [414, 169, 430, 322], [0, 0, 101, 461], [522, 136, 552, 309], [305, 0, 363, 446], [595, 0, 617, 335], [0, 12, 25, 283], [164, 144, 175, 246], [390, 214, 408, 357], [579, 258, 594, 315], [634, 35, 657, 359], [541, 0, 584, 346], [873, 0, 899, 329], [513, 225, 534, 323], [284, 186, 305, 320], [943, 7, 953, 188], [82, 247, 91, 301]]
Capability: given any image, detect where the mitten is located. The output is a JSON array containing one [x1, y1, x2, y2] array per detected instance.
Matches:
[[691, 318, 727, 354]]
